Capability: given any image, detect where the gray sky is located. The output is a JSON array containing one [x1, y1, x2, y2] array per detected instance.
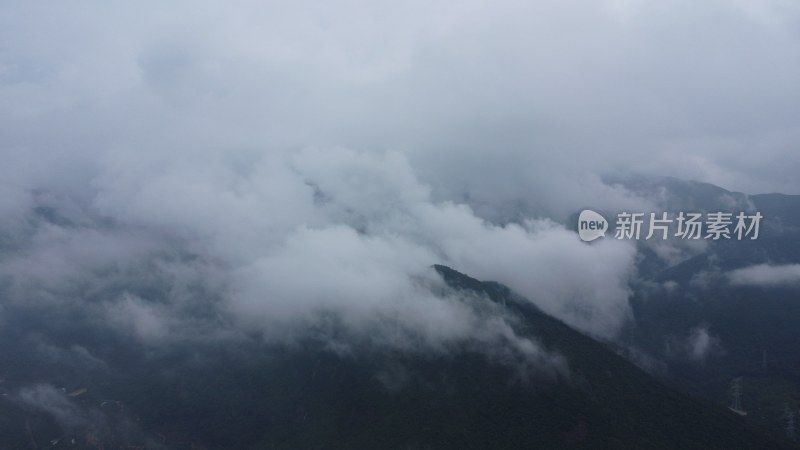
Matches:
[[1, 0, 799, 350]]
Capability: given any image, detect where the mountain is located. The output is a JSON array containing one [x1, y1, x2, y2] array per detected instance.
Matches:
[[1, 263, 793, 449], [608, 176, 800, 438], [428, 265, 792, 450]]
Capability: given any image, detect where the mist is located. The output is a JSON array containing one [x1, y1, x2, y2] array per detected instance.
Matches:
[[2, 0, 800, 413]]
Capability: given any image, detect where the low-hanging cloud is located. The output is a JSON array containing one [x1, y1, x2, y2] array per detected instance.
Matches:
[[727, 263, 800, 287], [97, 147, 638, 341], [0, 147, 638, 390], [1, 0, 798, 382], [5, 1, 800, 443], [683, 326, 724, 362], [3, 0, 800, 220]]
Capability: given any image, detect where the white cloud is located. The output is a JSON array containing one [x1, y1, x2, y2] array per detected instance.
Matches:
[[17, 384, 86, 428], [728, 263, 800, 287], [666, 326, 724, 362], [105, 293, 170, 343], [2, 0, 798, 366], [686, 326, 723, 362]]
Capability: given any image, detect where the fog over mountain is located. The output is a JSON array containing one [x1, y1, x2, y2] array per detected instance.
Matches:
[[2, 1, 800, 447], [3, 0, 799, 343]]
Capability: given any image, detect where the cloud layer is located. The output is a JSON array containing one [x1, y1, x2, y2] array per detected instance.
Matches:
[[1, 0, 798, 386], [728, 263, 800, 287], [1, 147, 637, 351]]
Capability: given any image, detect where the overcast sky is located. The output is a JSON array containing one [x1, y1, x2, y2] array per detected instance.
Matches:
[[1, 0, 799, 355]]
